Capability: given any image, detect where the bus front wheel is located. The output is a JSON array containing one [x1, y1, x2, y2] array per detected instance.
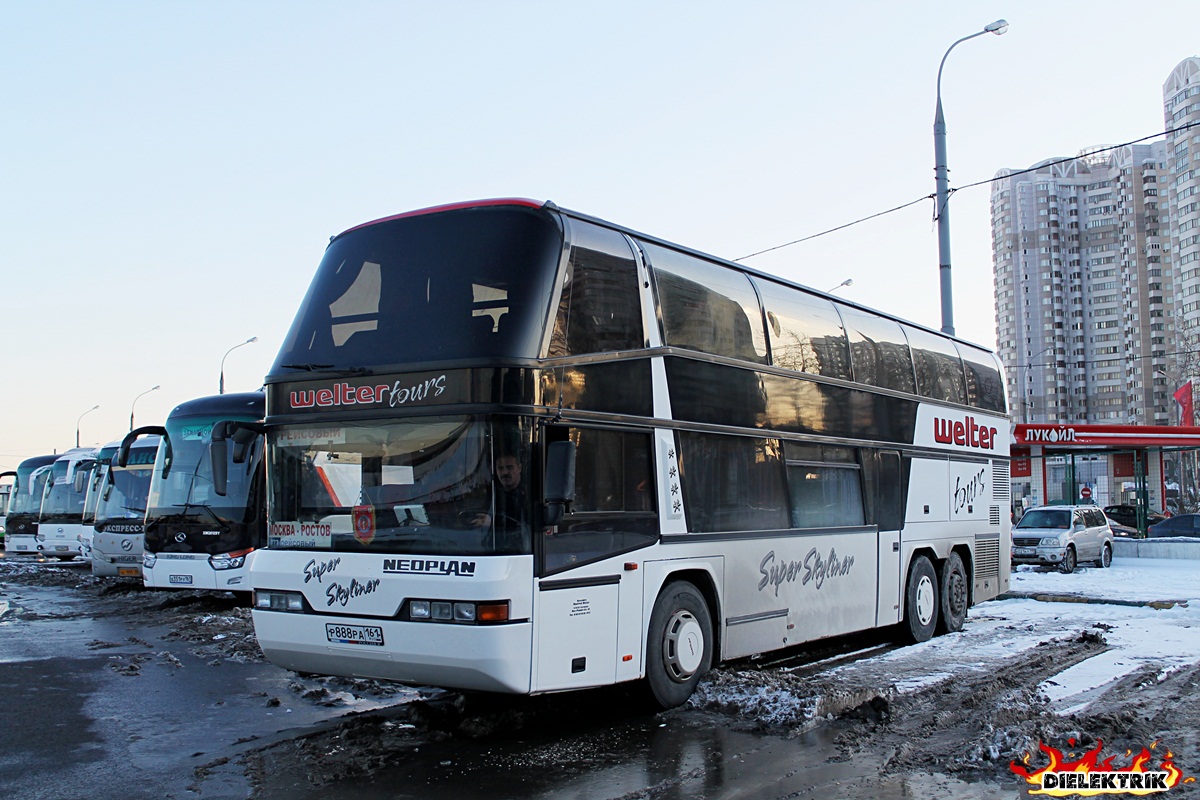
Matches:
[[645, 581, 713, 710], [900, 555, 938, 643]]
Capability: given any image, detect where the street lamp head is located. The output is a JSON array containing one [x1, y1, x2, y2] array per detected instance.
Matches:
[[247, 336, 259, 344], [984, 19, 1009, 35]]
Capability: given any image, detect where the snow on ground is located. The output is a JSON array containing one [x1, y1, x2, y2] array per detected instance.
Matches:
[[695, 557, 1200, 727]]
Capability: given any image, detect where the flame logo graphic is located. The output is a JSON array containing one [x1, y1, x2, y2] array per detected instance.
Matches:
[[1010, 739, 1193, 796]]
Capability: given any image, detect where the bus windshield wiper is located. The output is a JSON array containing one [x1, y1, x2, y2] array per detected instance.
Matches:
[[172, 502, 230, 531], [281, 363, 334, 371], [281, 363, 374, 376]]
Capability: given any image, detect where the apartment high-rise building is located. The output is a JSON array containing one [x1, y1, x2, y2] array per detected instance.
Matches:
[[992, 57, 1200, 426]]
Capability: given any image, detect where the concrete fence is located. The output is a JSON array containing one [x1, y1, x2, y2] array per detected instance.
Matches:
[[1114, 538, 1200, 560]]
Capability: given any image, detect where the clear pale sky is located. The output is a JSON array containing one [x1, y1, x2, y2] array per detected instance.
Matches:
[[2, 1, 1198, 471]]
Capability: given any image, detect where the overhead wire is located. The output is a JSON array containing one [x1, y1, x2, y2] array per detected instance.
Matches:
[[735, 119, 1200, 263]]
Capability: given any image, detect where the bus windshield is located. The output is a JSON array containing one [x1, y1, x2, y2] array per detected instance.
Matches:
[[96, 444, 158, 525], [272, 206, 562, 373], [268, 415, 532, 556], [147, 417, 261, 527], [11, 466, 52, 516], [42, 461, 89, 524], [84, 446, 119, 525]]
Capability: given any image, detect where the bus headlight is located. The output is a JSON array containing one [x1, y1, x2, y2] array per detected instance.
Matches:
[[404, 599, 508, 624], [255, 590, 305, 612], [210, 548, 253, 570], [143, 552, 157, 569]]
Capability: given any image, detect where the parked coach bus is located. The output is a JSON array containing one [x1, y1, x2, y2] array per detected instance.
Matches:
[[37, 448, 98, 560], [239, 199, 1011, 708], [92, 434, 161, 578], [78, 441, 121, 562], [3, 455, 58, 555], [141, 393, 265, 592]]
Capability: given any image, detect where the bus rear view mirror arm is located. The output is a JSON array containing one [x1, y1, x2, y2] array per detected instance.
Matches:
[[543, 441, 576, 527], [211, 421, 264, 496]]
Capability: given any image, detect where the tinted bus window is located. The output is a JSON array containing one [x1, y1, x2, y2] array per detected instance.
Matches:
[[837, 306, 916, 393], [677, 432, 788, 532], [754, 279, 853, 380], [644, 243, 768, 364], [782, 441, 864, 529], [549, 222, 643, 357], [904, 325, 967, 405], [956, 342, 1007, 412], [274, 207, 562, 371]]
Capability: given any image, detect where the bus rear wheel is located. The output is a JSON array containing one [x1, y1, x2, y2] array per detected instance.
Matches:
[[937, 552, 968, 634], [900, 555, 938, 643], [645, 581, 712, 710]]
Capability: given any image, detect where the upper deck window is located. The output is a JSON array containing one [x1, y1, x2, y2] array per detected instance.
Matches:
[[273, 206, 562, 374], [548, 221, 643, 357], [904, 325, 967, 405], [755, 278, 853, 380], [838, 306, 917, 394], [644, 243, 768, 364]]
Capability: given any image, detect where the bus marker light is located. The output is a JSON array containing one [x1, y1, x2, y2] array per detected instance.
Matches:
[[624, 562, 638, 571], [477, 603, 509, 622], [622, 655, 633, 662]]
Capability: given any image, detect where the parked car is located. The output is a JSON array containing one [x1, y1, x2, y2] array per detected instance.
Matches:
[[1146, 514, 1200, 538], [1102, 504, 1166, 530], [1011, 505, 1115, 573]]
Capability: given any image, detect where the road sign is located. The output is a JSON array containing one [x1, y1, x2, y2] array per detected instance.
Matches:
[[1080, 486, 1092, 499]]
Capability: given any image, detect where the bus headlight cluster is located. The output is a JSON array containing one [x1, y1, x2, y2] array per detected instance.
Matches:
[[210, 548, 253, 571], [143, 552, 157, 568], [406, 599, 509, 624], [254, 590, 305, 612]]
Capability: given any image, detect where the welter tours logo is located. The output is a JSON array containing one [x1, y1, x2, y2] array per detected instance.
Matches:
[[1010, 738, 1193, 795]]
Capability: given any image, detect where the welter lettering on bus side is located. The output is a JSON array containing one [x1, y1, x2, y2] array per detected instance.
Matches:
[[932, 415, 997, 450]]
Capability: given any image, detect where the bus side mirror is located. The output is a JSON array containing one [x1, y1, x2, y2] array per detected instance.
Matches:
[[543, 441, 576, 527], [211, 422, 231, 497], [72, 460, 96, 493]]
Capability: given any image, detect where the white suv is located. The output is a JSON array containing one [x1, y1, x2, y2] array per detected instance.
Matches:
[[1011, 505, 1114, 573]]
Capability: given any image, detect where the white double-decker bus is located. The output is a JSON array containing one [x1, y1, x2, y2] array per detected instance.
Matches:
[[243, 200, 1010, 708]]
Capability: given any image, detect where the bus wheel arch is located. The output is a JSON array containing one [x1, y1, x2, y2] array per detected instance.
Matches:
[[936, 548, 970, 635], [900, 552, 939, 644], [644, 577, 715, 710]]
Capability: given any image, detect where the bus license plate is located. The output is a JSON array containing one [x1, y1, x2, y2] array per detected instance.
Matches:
[[169, 574, 194, 585], [118, 568, 141, 577], [326, 623, 384, 647]]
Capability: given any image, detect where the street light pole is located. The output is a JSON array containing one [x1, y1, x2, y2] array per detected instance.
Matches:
[[76, 405, 100, 448], [130, 385, 160, 431], [934, 19, 1008, 336], [219, 337, 258, 395], [828, 278, 853, 293]]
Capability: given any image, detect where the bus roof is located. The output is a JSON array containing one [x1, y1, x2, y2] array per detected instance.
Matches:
[[167, 391, 265, 420], [333, 198, 996, 354]]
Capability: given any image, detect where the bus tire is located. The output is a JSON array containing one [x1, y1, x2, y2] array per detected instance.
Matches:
[[644, 581, 712, 710], [900, 555, 938, 644], [937, 552, 968, 635]]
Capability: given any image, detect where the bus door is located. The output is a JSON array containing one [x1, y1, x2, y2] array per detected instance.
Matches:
[[533, 426, 658, 692], [875, 450, 903, 627]]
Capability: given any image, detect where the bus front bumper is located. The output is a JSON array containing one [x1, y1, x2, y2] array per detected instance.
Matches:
[[252, 609, 534, 694]]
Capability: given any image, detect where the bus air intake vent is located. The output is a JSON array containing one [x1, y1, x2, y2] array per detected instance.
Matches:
[[992, 461, 1010, 502], [975, 536, 1000, 580], [989, 506, 1001, 526]]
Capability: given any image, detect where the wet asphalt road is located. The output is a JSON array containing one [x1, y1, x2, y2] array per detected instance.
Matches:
[[0, 568, 346, 800]]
